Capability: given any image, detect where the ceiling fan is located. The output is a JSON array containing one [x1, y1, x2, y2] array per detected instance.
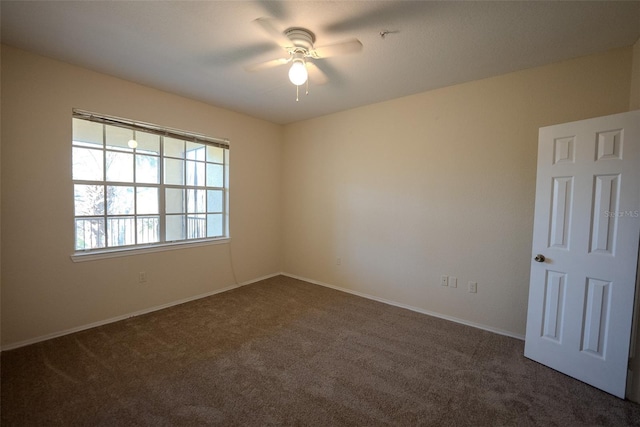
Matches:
[[245, 18, 363, 100]]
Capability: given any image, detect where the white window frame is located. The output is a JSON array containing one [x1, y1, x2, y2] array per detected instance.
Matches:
[[71, 109, 230, 262]]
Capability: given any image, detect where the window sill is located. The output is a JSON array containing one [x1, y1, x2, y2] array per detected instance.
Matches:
[[70, 238, 230, 263]]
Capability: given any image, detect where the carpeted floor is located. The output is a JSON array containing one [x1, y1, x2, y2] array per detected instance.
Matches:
[[2, 275, 640, 426]]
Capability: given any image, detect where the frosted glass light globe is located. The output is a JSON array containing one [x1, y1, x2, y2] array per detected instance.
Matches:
[[127, 139, 138, 149], [288, 61, 308, 86]]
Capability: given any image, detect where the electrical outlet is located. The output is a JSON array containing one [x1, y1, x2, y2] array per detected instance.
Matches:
[[139, 271, 147, 283], [336, 257, 342, 266], [440, 275, 448, 287], [449, 276, 457, 288], [468, 281, 477, 293]]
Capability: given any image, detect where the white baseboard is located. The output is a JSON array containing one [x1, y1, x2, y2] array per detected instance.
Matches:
[[280, 272, 525, 341], [1, 273, 280, 352], [2, 271, 523, 352]]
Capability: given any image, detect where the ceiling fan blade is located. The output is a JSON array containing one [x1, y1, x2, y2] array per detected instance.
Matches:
[[253, 17, 292, 49], [244, 57, 290, 72], [313, 39, 363, 58], [306, 62, 328, 85]]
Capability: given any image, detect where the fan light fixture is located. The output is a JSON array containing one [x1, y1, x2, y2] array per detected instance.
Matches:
[[288, 52, 308, 86], [288, 59, 308, 86]]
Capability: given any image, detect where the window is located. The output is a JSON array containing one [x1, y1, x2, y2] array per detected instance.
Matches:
[[72, 110, 229, 254]]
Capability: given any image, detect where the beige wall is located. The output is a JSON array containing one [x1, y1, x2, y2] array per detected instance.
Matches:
[[631, 38, 640, 110], [0, 46, 283, 347], [627, 37, 640, 403], [1, 43, 636, 348], [0, 44, 3, 346], [282, 47, 633, 337]]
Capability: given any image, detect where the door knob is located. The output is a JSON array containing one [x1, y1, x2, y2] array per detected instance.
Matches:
[[534, 254, 546, 263]]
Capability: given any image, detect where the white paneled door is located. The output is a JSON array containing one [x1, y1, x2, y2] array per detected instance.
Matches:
[[525, 110, 640, 398]]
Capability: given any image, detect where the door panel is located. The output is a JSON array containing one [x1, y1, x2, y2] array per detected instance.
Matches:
[[525, 110, 640, 398], [542, 270, 566, 342], [549, 176, 573, 249]]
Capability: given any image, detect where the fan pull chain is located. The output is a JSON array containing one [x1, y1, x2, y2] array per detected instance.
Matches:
[[295, 80, 309, 102]]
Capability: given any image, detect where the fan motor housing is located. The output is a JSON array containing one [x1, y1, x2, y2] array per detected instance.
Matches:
[[285, 27, 315, 49]]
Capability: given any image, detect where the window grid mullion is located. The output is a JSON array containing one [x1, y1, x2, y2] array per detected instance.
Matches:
[[183, 141, 188, 239], [159, 136, 166, 243], [102, 123, 109, 248], [222, 150, 228, 237], [132, 131, 138, 245]]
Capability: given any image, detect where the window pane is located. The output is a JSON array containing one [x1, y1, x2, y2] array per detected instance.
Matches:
[[166, 215, 185, 241], [137, 187, 158, 215], [186, 161, 205, 186], [105, 125, 134, 152], [73, 119, 103, 148], [75, 184, 104, 216], [187, 189, 206, 213], [187, 214, 206, 239], [207, 214, 223, 237], [186, 142, 205, 161], [136, 155, 159, 184], [206, 146, 224, 163], [164, 137, 184, 158], [73, 114, 229, 251], [165, 188, 184, 214], [73, 147, 104, 181], [106, 152, 134, 182], [206, 164, 224, 187], [75, 218, 105, 250], [207, 190, 223, 213], [164, 158, 184, 185], [137, 216, 159, 244], [107, 216, 135, 247], [135, 132, 160, 155], [107, 186, 134, 215]]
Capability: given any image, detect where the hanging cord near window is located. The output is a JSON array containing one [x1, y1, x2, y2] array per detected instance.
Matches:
[[228, 241, 240, 286]]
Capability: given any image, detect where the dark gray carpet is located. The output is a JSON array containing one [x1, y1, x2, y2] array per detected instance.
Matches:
[[2, 275, 640, 426]]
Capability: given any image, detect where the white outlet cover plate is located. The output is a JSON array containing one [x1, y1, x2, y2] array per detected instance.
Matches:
[[468, 281, 477, 293]]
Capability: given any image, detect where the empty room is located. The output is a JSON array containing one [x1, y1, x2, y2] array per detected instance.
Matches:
[[2, 1, 640, 425]]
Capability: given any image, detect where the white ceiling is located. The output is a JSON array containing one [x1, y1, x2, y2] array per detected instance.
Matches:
[[2, 1, 639, 125]]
